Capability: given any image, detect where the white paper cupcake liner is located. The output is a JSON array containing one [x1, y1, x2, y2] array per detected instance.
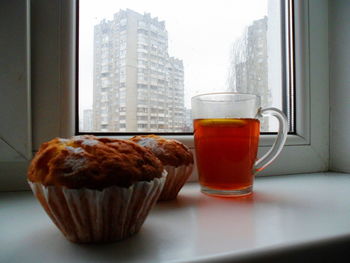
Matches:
[[28, 171, 166, 243], [158, 164, 193, 201]]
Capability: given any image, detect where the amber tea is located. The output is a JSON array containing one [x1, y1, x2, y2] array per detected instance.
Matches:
[[191, 93, 287, 196], [194, 118, 260, 193]]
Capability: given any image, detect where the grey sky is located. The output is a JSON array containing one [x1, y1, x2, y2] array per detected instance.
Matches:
[[79, 0, 269, 111]]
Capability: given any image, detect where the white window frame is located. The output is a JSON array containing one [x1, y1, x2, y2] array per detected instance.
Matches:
[[0, 0, 329, 190]]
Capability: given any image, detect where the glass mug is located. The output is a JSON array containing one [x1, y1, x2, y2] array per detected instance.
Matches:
[[191, 92, 288, 197]]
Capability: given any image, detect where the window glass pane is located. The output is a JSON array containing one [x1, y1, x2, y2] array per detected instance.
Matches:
[[79, 0, 286, 133]]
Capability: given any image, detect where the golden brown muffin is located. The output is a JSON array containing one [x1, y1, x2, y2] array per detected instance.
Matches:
[[130, 135, 193, 200], [28, 135, 163, 189], [27, 135, 166, 243], [130, 134, 193, 167]]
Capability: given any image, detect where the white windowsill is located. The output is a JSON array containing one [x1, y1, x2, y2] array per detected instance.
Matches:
[[1, 172, 350, 262]]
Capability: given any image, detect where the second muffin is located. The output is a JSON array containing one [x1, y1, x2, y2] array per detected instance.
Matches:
[[130, 135, 193, 201]]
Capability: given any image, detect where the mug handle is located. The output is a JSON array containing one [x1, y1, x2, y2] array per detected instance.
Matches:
[[254, 107, 288, 173]]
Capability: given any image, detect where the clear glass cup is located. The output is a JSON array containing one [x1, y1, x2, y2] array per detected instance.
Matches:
[[191, 92, 288, 197]]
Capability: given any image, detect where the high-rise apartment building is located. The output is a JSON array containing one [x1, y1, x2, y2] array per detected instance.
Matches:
[[184, 108, 193, 132], [228, 16, 271, 131], [93, 9, 185, 132], [81, 109, 93, 132]]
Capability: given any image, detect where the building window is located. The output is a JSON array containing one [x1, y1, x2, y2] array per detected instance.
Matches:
[[138, 124, 148, 129], [79, 0, 294, 134]]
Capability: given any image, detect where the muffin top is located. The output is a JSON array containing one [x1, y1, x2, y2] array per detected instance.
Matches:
[[28, 135, 164, 189], [130, 135, 193, 167]]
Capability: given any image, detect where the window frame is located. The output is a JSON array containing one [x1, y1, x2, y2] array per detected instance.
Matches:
[[76, 0, 294, 136], [1, 0, 329, 191]]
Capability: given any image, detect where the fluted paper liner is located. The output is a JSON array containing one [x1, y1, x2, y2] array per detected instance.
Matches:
[[28, 171, 166, 243], [158, 164, 193, 201]]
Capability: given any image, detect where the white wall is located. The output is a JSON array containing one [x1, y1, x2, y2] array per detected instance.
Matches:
[[0, 0, 31, 191], [329, 0, 350, 172], [0, 0, 74, 191]]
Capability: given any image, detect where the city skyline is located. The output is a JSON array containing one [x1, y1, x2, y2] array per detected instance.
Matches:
[[79, 0, 269, 114], [79, 0, 283, 132], [81, 12, 271, 132]]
